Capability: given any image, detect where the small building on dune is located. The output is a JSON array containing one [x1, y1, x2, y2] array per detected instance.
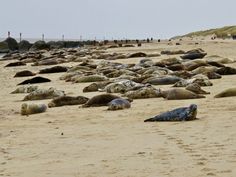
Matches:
[[232, 35, 236, 40]]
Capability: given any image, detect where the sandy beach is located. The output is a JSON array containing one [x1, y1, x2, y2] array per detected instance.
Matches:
[[0, 39, 236, 177]]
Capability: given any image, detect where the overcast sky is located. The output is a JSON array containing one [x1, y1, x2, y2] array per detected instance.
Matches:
[[0, 0, 235, 40]]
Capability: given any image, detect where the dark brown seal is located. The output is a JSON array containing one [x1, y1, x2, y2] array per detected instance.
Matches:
[[82, 94, 120, 107]]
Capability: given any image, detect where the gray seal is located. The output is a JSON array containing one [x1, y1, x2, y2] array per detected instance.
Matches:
[[108, 98, 131, 110], [144, 104, 197, 122]]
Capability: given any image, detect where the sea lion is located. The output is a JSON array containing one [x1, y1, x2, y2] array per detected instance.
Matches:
[[214, 88, 236, 98], [82, 94, 120, 107], [21, 103, 47, 116], [186, 83, 210, 94], [23, 87, 65, 101], [48, 96, 89, 107], [11, 85, 38, 94], [144, 104, 197, 122], [107, 98, 131, 110], [14, 70, 36, 77], [18, 76, 51, 85], [5, 61, 26, 67], [123, 86, 160, 99], [159, 88, 205, 100], [39, 66, 68, 74]]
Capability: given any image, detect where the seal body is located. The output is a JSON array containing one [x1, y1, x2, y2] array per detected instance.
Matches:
[[83, 81, 112, 92], [11, 85, 38, 94], [39, 66, 68, 74], [185, 83, 210, 94], [23, 87, 65, 101], [48, 96, 89, 107], [143, 75, 181, 85], [214, 88, 236, 98], [144, 104, 197, 122], [123, 87, 160, 99], [18, 76, 51, 85], [82, 94, 120, 107], [73, 75, 107, 83], [21, 103, 47, 115], [107, 98, 131, 110], [14, 70, 36, 77], [160, 89, 205, 100]]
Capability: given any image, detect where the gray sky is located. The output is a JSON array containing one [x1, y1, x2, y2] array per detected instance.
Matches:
[[1, 0, 235, 40]]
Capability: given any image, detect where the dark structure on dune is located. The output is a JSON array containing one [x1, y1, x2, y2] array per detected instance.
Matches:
[[232, 35, 236, 40]]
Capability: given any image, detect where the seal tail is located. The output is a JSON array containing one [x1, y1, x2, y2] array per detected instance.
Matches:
[[144, 117, 156, 122]]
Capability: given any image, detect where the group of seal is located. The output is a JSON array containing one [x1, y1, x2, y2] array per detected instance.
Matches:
[[4, 43, 236, 119]]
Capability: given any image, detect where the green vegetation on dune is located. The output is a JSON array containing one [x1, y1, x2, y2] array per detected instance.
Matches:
[[175, 26, 236, 39]]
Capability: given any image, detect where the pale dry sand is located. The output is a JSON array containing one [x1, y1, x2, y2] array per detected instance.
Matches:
[[0, 40, 236, 177]]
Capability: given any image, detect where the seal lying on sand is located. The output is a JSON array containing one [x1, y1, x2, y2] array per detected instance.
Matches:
[[82, 94, 120, 107], [23, 87, 65, 101], [144, 104, 197, 122], [181, 48, 207, 60], [214, 88, 236, 98], [186, 83, 210, 94], [39, 66, 68, 74], [14, 70, 36, 77], [83, 81, 112, 92], [159, 88, 205, 100], [18, 76, 51, 85], [107, 98, 131, 110], [103, 80, 145, 93], [48, 96, 89, 107], [21, 103, 47, 116], [143, 75, 181, 85], [73, 75, 107, 83], [216, 67, 236, 75], [123, 86, 160, 99], [5, 61, 26, 67], [11, 85, 38, 94]]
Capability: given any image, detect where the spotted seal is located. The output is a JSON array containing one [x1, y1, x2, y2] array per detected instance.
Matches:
[[48, 96, 89, 107], [107, 98, 131, 110], [123, 86, 160, 99], [73, 75, 107, 83], [11, 85, 38, 94], [143, 75, 181, 85], [21, 103, 47, 116], [83, 81, 112, 92], [23, 87, 65, 101], [144, 104, 197, 122]]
